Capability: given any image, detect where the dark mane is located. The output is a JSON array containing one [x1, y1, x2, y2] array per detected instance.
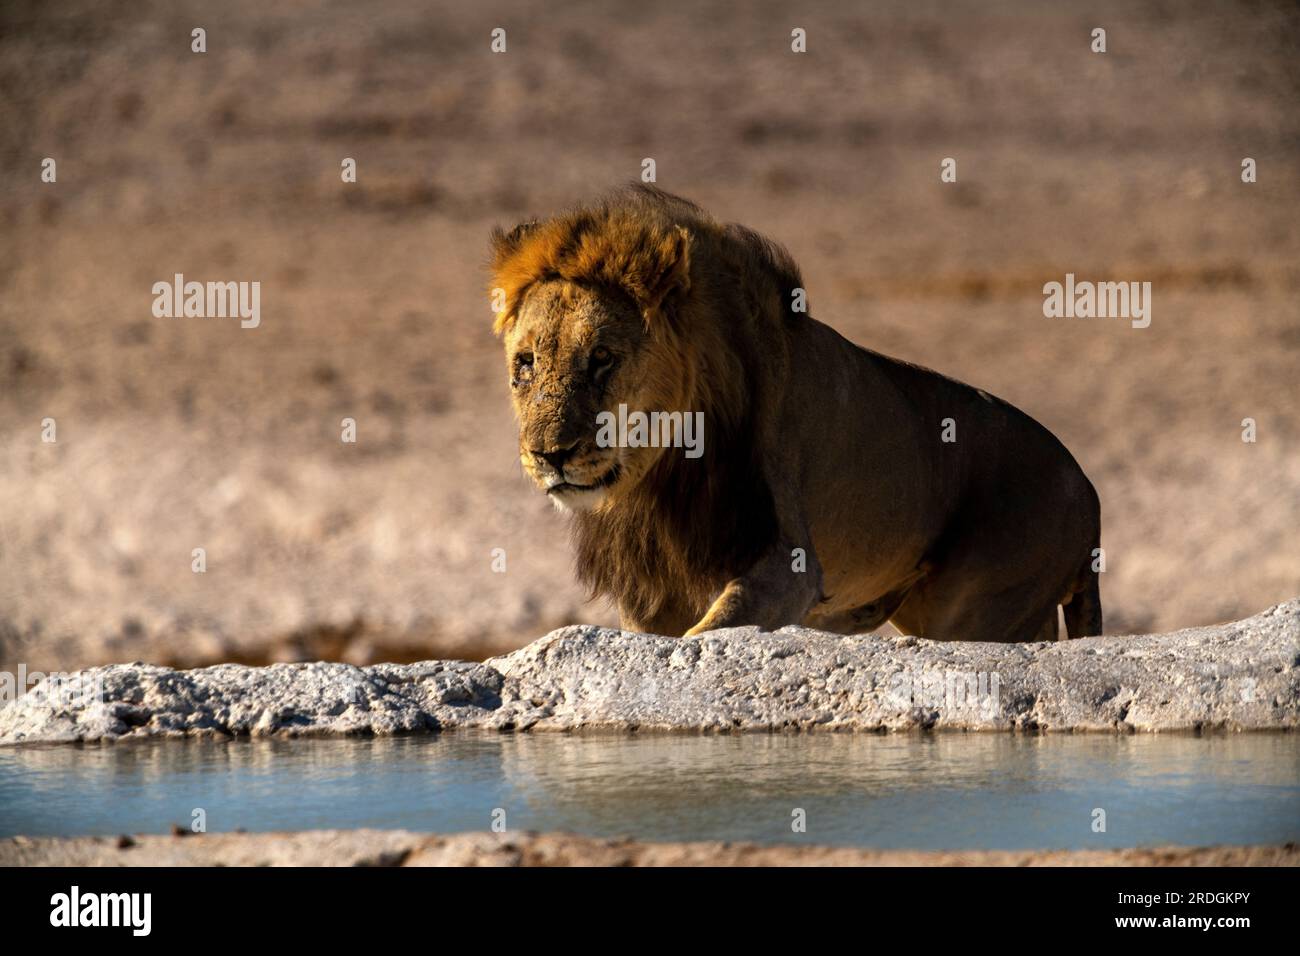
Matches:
[[492, 184, 803, 628], [570, 389, 779, 630]]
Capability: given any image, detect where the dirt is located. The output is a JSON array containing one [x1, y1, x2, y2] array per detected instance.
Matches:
[[1, 0, 1297, 673], [4, 830, 1296, 867]]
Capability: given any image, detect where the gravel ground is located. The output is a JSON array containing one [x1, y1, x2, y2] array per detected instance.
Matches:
[[3, 829, 1296, 867], [3, 599, 1296, 743]]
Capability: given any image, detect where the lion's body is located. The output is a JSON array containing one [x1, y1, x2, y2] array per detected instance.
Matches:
[[491, 185, 1102, 642]]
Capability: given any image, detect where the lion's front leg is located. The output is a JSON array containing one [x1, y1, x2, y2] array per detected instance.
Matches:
[[684, 540, 822, 635]]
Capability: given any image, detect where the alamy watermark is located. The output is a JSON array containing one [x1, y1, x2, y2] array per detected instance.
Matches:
[[1043, 273, 1151, 329], [1, 666, 104, 708], [50, 886, 151, 936], [152, 273, 261, 328], [885, 667, 1002, 718], [595, 403, 704, 459]]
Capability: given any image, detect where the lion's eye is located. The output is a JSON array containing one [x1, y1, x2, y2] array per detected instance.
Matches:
[[512, 352, 534, 386], [591, 346, 612, 367]]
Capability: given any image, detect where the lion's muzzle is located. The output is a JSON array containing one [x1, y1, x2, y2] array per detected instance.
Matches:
[[523, 440, 622, 510]]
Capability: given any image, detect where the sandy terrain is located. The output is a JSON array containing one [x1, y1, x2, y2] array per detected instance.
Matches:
[[4, 829, 1296, 867], [1, 0, 1297, 672]]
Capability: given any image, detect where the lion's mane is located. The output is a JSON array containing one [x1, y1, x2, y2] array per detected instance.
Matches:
[[489, 185, 808, 626]]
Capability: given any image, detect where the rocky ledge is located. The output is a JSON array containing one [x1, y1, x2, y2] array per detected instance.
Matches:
[[3, 830, 1295, 867], [2, 600, 1297, 744]]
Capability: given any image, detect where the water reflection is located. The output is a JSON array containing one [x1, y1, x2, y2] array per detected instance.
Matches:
[[1, 733, 1296, 850]]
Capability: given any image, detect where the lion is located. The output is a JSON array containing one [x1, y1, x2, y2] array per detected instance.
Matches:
[[489, 185, 1102, 642]]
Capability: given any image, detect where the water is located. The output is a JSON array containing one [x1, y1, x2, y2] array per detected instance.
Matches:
[[1, 733, 1297, 849]]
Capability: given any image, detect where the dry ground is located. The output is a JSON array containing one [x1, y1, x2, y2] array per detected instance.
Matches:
[[1, 0, 1297, 671], [3, 829, 1296, 867]]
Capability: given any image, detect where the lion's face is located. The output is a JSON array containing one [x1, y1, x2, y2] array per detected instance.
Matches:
[[505, 280, 685, 512]]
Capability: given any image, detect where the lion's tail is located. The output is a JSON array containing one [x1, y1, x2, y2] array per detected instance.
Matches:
[[1062, 551, 1103, 639]]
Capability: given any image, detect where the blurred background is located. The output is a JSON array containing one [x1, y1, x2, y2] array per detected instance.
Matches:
[[1, 0, 1297, 673]]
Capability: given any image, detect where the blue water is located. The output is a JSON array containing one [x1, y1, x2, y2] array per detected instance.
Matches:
[[1, 732, 1297, 849]]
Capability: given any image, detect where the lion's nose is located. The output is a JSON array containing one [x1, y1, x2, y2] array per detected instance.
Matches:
[[533, 442, 578, 472]]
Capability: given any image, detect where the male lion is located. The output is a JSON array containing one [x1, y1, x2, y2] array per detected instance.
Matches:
[[490, 185, 1102, 642]]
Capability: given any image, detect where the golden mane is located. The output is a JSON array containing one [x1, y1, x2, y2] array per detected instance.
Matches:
[[489, 184, 803, 336], [489, 184, 809, 628]]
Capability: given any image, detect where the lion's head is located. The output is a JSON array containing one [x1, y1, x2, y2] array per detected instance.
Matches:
[[488, 185, 801, 626], [489, 191, 696, 512]]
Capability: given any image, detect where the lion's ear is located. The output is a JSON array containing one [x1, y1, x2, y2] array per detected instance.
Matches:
[[489, 219, 540, 266], [636, 225, 692, 317]]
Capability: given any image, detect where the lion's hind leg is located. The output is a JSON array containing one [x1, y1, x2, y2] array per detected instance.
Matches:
[[890, 568, 1065, 643], [1062, 560, 1103, 638]]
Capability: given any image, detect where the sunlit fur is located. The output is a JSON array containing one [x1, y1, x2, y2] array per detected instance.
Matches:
[[490, 185, 796, 629], [489, 185, 1104, 642]]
